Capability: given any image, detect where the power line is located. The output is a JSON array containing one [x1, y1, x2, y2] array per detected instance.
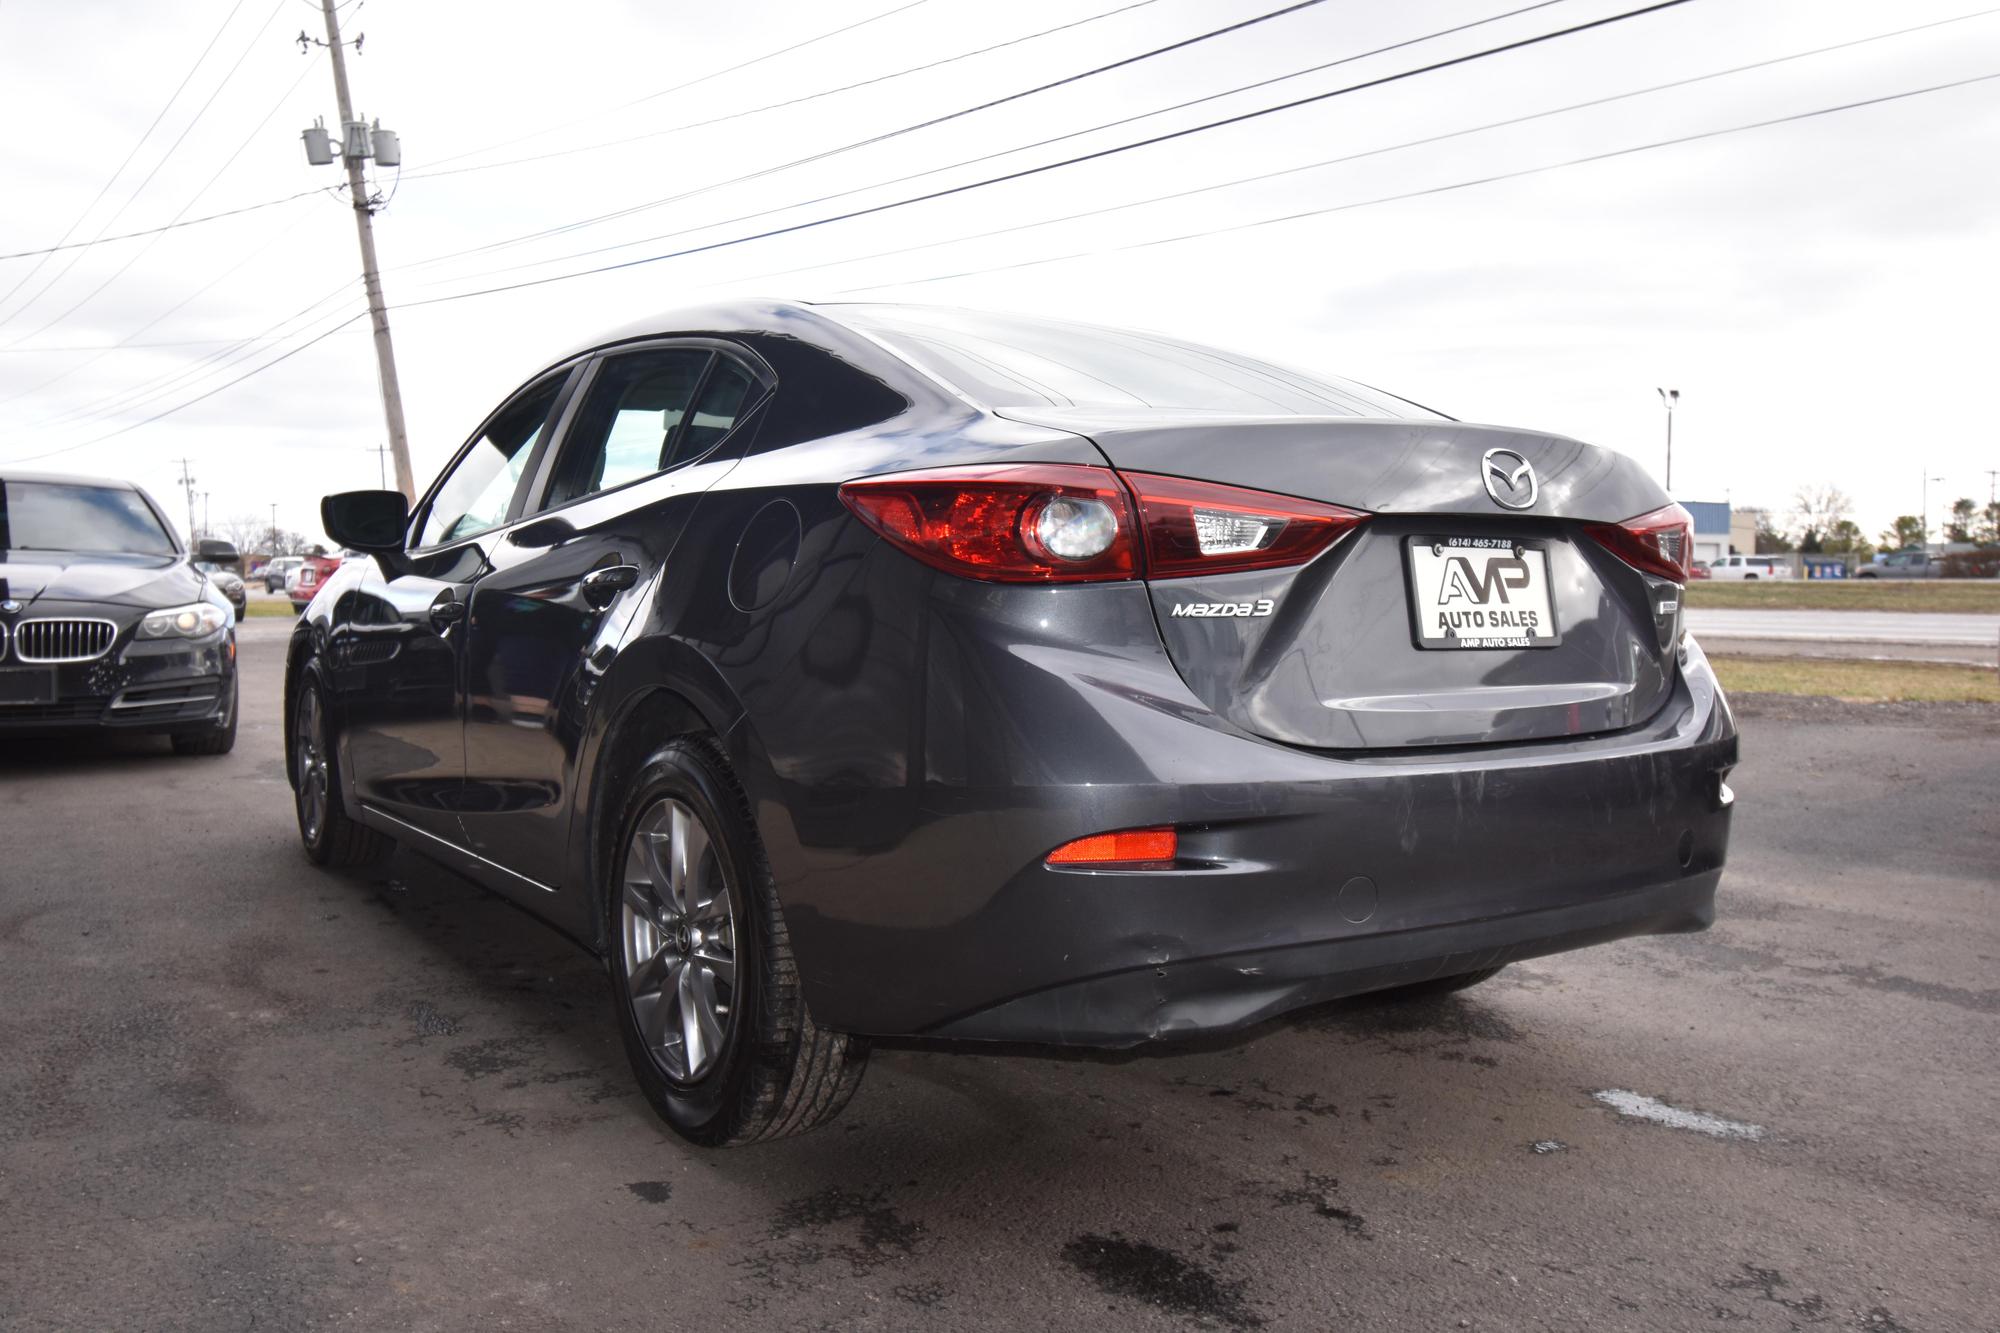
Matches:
[[401, 0, 1170, 185], [0, 0, 252, 316], [3, 311, 369, 463], [726, 5, 2000, 293], [0, 188, 327, 263], [13, 66, 1989, 469], [2, 58, 322, 407], [2, 0, 290, 342], [419, 0, 938, 171], [412, 0, 1577, 287], [397, 0, 1695, 310], [403, 0, 1337, 272], [844, 71, 2000, 292]]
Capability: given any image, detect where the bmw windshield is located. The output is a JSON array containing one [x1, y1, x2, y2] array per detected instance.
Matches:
[[0, 481, 177, 556]]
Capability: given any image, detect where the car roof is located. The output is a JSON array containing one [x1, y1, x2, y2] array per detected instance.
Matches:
[[0, 468, 143, 489]]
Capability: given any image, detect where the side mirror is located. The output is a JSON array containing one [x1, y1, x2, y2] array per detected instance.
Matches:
[[194, 537, 239, 566], [321, 490, 410, 553]]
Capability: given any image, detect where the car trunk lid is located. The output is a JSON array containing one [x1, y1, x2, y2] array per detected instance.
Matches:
[[1001, 408, 1684, 750]]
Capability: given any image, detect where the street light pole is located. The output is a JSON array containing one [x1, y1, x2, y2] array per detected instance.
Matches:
[[1921, 468, 1945, 550], [1656, 387, 1679, 492], [305, 0, 414, 501]]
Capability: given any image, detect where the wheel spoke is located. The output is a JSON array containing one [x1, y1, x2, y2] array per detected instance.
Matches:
[[627, 944, 669, 999], [691, 878, 733, 931], [694, 950, 735, 992], [678, 963, 711, 1074], [670, 804, 709, 911], [621, 878, 659, 925]]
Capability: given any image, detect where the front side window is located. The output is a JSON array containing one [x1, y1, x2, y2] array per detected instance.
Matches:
[[417, 373, 568, 548], [0, 481, 175, 555], [543, 348, 758, 509]]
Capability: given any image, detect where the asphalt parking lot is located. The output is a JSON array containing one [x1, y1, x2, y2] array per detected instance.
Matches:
[[2, 629, 1996, 1332]]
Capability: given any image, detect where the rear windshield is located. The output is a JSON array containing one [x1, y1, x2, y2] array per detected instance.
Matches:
[[837, 305, 1445, 420], [0, 480, 175, 555]]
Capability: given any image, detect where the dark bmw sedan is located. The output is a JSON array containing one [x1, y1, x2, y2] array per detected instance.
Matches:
[[291, 301, 1735, 1146], [0, 471, 237, 753]]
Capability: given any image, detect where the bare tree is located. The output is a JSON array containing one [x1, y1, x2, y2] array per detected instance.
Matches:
[[219, 513, 268, 554], [1788, 484, 1853, 551]]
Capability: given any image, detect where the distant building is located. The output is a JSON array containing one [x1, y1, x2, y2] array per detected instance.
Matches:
[[1682, 501, 1731, 566], [1729, 508, 1761, 557]]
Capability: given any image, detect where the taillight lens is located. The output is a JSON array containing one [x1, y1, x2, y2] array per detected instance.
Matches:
[[1585, 502, 1693, 583], [839, 464, 1138, 583], [1122, 472, 1368, 578]]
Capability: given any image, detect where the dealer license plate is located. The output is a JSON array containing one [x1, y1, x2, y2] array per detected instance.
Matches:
[[1406, 536, 1560, 649]]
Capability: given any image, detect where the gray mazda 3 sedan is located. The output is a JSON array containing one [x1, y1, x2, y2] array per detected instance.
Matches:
[[292, 300, 1736, 1146]]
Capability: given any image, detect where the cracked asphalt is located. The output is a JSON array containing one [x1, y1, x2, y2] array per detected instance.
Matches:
[[1, 633, 1996, 1331]]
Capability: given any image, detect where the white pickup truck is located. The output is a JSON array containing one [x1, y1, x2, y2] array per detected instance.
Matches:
[[1709, 554, 1793, 581]]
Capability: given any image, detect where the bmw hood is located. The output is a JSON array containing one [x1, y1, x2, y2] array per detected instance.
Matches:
[[0, 551, 205, 608]]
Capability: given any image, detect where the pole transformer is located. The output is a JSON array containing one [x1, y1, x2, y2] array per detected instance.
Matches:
[[303, 0, 414, 501]]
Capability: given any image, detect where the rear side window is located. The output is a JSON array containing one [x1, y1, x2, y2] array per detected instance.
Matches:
[[418, 374, 567, 548], [678, 358, 758, 460], [543, 349, 713, 508]]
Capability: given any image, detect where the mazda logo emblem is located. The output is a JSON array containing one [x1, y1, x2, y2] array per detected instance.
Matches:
[[1481, 448, 1538, 510]]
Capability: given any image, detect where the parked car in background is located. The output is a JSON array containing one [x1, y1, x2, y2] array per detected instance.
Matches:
[[1688, 560, 1712, 580], [1857, 550, 1940, 579], [193, 541, 247, 621], [1709, 554, 1792, 581], [263, 555, 303, 593], [287, 300, 1735, 1147], [287, 552, 345, 613], [0, 469, 238, 752]]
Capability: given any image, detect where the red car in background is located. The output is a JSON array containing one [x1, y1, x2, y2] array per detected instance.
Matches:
[[287, 552, 345, 613]]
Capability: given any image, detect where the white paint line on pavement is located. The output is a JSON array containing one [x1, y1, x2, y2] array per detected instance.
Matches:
[[1592, 1090, 1766, 1141]]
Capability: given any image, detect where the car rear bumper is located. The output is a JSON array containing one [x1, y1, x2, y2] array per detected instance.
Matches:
[[760, 611, 1737, 1045]]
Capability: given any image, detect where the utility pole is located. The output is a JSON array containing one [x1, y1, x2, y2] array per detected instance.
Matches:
[[201, 491, 210, 538], [1656, 387, 1679, 493], [269, 501, 279, 552], [177, 458, 197, 547], [301, 0, 414, 501]]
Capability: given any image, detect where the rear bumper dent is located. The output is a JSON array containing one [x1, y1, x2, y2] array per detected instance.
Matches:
[[929, 871, 1716, 1047]]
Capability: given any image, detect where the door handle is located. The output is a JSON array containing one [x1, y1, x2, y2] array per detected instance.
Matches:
[[581, 563, 640, 608], [429, 593, 466, 632]]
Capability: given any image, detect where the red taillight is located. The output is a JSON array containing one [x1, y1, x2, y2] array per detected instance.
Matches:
[[839, 464, 1138, 583], [1046, 826, 1178, 867], [1122, 471, 1368, 578], [1585, 502, 1693, 583], [839, 465, 1368, 583]]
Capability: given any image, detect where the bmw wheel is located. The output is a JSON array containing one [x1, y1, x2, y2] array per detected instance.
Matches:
[[607, 736, 866, 1146]]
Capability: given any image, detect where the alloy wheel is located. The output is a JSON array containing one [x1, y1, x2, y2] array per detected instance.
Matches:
[[295, 687, 328, 843], [621, 797, 738, 1083]]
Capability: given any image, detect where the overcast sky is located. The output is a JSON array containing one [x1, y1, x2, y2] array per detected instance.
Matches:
[[2, 0, 1996, 548]]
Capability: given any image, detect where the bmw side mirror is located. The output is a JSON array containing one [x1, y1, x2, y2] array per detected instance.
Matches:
[[321, 490, 410, 553]]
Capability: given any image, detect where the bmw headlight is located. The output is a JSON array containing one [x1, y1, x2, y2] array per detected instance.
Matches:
[[138, 602, 230, 639]]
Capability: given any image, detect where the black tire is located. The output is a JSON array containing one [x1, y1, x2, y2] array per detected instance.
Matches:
[[290, 667, 392, 867], [234, 605, 246, 623], [170, 676, 239, 756], [289, 602, 305, 615], [605, 735, 866, 1147], [1743, 574, 1758, 581], [1371, 966, 1506, 1000]]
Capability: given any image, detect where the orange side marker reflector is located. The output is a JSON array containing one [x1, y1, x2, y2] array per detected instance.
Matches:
[[1046, 827, 1178, 866]]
